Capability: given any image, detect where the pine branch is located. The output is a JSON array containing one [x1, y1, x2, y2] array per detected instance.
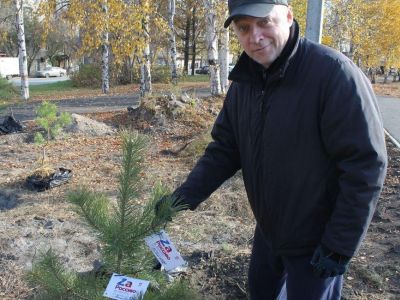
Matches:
[[68, 187, 110, 232], [27, 249, 90, 300]]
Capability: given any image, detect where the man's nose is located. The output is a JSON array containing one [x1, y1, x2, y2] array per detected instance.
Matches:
[[249, 26, 264, 44]]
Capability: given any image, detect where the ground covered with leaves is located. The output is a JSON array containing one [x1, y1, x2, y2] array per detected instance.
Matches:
[[0, 86, 399, 299]]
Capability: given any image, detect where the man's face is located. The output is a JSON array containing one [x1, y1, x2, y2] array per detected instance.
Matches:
[[232, 6, 293, 68]]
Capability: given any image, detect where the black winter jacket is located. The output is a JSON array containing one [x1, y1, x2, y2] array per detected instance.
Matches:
[[174, 22, 387, 258]]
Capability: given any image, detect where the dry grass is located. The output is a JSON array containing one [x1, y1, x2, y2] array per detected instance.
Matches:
[[373, 80, 400, 97]]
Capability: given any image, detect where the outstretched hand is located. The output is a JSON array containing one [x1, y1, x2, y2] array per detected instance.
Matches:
[[154, 194, 188, 224]]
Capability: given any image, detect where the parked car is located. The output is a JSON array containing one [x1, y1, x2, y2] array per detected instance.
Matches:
[[195, 65, 210, 74], [36, 66, 67, 78]]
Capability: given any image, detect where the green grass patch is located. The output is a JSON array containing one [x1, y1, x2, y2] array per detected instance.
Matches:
[[179, 74, 209, 82], [0, 78, 19, 113], [0, 77, 19, 100], [29, 80, 76, 95]]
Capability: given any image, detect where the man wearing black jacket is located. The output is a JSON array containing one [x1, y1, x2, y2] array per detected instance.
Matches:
[[157, 0, 387, 299]]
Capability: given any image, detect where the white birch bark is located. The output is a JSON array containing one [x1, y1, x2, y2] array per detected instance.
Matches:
[[169, 0, 178, 85], [203, 0, 221, 96], [101, 1, 110, 94], [219, 20, 229, 93], [14, 0, 29, 100], [140, 7, 152, 98]]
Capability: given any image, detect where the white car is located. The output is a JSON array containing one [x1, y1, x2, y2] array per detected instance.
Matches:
[[36, 66, 67, 78]]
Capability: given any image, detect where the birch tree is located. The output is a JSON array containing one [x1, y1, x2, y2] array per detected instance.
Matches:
[[14, 0, 29, 100], [39, 0, 153, 93], [219, 24, 229, 93], [101, 0, 110, 94], [168, 0, 178, 85], [216, 2, 230, 94], [139, 0, 152, 97], [203, 0, 221, 95]]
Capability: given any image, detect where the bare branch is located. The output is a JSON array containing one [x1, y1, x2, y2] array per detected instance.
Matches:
[[0, 14, 14, 24]]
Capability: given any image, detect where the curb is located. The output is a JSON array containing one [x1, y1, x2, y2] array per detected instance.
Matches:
[[385, 129, 400, 149]]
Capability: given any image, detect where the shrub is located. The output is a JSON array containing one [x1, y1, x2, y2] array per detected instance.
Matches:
[[70, 64, 102, 88], [111, 62, 141, 85], [152, 66, 172, 84], [0, 77, 18, 101]]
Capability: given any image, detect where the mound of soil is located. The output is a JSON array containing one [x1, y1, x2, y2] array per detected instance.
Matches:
[[65, 113, 116, 136]]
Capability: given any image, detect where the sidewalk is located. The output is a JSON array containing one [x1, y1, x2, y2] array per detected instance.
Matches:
[[377, 96, 400, 147], [7, 94, 140, 122]]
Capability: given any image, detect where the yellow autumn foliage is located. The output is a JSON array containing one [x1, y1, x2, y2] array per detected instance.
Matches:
[[23, 0, 400, 75], [324, 0, 400, 70], [38, 0, 167, 65]]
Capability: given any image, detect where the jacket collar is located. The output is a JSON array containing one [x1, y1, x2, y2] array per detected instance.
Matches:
[[229, 19, 300, 84]]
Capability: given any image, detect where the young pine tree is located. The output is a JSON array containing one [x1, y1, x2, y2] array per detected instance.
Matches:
[[26, 130, 199, 300], [33, 101, 72, 177]]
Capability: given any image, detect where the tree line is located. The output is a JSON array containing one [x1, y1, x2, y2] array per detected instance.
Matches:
[[1, 0, 399, 100]]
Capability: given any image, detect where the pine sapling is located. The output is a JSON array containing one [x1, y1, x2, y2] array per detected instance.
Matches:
[[33, 101, 72, 177], [26, 130, 198, 300]]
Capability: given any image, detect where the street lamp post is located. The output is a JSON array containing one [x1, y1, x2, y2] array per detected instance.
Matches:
[[305, 0, 325, 43]]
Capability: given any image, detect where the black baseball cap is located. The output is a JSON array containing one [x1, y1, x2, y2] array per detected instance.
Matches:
[[224, 0, 289, 28]]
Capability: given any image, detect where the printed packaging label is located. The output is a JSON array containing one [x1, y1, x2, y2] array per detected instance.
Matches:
[[103, 273, 150, 300], [145, 230, 186, 272]]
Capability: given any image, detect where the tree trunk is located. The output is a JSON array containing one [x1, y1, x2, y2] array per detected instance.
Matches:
[[101, 1, 110, 94], [140, 8, 152, 97], [203, 0, 221, 96], [15, 0, 29, 100], [219, 15, 229, 93], [384, 72, 388, 84], [168, 0, 178, 85], [190, 6, 197, 76], [183, 12, 191, 75]]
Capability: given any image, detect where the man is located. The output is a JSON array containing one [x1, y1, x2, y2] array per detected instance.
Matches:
[[157, 0, 387, 299]]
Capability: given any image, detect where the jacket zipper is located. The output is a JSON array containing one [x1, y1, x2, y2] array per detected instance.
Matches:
[[260, 70, 267, 113]]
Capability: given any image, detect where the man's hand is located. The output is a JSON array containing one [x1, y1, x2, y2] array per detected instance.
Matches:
[[154, 194, 188, 223], [310, 245, 351, 278]]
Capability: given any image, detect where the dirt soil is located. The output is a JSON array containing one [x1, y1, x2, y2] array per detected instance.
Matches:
[[0, 85, 399, 300]]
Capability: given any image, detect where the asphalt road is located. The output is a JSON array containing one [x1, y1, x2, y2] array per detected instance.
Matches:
[[7, 94, 141, 121], [377, 96, 400, 146]]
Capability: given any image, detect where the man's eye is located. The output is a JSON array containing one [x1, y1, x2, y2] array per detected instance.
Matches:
[[259, 18, 272, 26], [237, 25, 248, 32]]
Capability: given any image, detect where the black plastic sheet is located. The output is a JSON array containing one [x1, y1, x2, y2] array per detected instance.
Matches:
[[26, 168, 72, 191], [0, 115, 25, 134]]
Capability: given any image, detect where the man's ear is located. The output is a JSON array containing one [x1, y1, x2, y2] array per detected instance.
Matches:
[[287, 5, 294, 26]]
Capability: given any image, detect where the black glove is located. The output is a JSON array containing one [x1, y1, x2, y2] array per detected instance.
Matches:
[[310, 244, 351, 278], [154, 194, 188, 222]]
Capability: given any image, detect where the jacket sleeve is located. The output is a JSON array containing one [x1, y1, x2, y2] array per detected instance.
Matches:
[[173, 88, 241, 210], [320, 59, 388, 257]]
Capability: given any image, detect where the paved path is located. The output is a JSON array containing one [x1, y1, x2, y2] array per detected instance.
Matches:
[[8, 94, 141, 122], [377, 96, 400, 146]]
